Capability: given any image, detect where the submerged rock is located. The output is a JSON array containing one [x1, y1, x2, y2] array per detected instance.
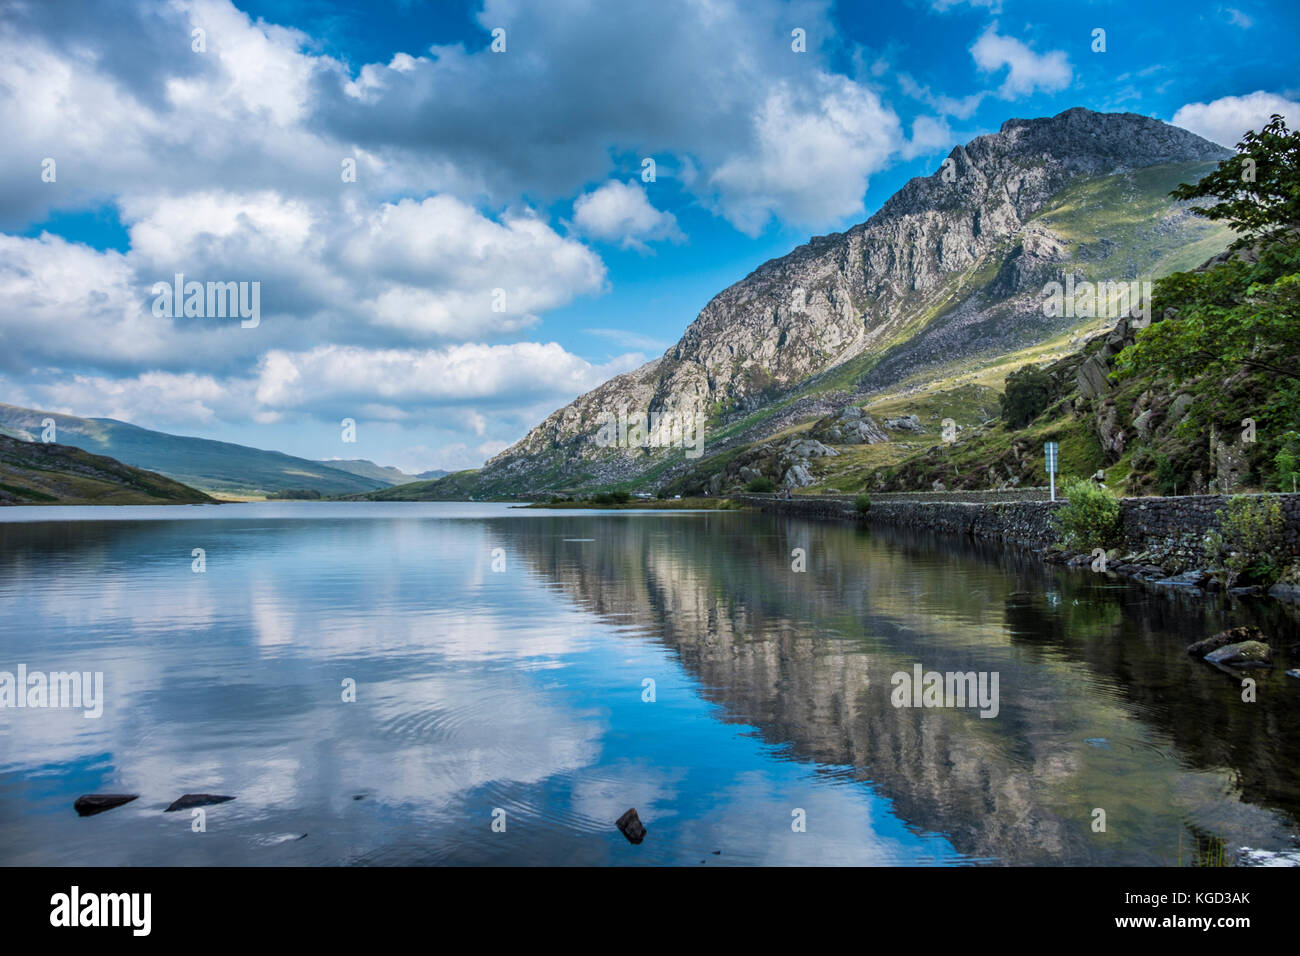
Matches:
[[1204, 640, 1272, 668], [165, 793, 236, 812], [1163, 569, 1210, 588], [616, 807, 647, 844], [255, 832, 308, 847], [74, 794, 138, 817]]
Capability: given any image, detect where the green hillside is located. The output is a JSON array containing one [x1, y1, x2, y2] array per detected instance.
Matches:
[[0, 404, 386, 498], [0, 434, 215, 505]]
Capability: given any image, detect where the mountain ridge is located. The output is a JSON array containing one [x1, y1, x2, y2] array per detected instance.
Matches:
[[427, 108, 1232, 497]]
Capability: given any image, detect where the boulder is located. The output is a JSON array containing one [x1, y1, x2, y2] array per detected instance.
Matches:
[[1203, 640, 1272, 668], [1167, 393, 1194, 424], [783, 463, 814, 489], [616, 807, 646, 844], [883, 415, 924, 433], [1132, 408, 1156, 440], [1165, 569, 1210, 588], [1095, 402, 1125, 458], [786, 439, 836, 459], [1077, 354, 1110, 399], [1187, 625, 1260, 656]]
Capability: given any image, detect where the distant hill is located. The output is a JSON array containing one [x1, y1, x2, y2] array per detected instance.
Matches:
[[312, 460, 451, 485], [0, 404, 386, 497], [316, 458, 416, 485], [0, 434, 215, 505], [365, 469, 480, 501]]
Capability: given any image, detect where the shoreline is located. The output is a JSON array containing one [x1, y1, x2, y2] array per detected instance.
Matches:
[[737, 492, 1300, 607]]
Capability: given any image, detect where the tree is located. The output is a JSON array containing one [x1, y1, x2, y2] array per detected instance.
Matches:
[[1114, 117, 1300, 490], [1170, 114, 1300, 250], [1002, 364, 1053, 428]]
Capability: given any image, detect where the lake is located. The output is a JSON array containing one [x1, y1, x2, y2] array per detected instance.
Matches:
[[1, 501, 1298, 865]]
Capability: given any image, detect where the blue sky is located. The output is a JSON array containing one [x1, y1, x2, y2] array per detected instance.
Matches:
[[1, 0, 1296, 473]]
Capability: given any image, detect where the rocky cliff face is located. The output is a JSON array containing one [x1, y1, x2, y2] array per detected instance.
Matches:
[[482, 108, 1229, 492]]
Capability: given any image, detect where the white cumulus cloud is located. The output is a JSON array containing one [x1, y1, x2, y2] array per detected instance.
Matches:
[[572, 181, 684, 251], [970, 24, 1072, 100], [1171, 91, 1299, 148]]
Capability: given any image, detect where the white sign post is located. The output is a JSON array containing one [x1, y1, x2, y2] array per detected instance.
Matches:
[[1045, 441, 1059, 502]]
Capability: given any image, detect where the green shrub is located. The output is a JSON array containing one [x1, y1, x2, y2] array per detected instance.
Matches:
[[1129, 446, 1155, 473], [1002, 364, 1054, 429], [854, 493, 872, 513], [591, 490, 631, 505], [1154, 453, 1182, 496], [1275, 431, 1300, 493], [1204, 494, 1285, 587], [1054, 477, 1122, 550], [745, 476, 777, 493]]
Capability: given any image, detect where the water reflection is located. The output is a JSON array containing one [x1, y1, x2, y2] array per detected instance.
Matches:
[[0, 503, 1296, 865]]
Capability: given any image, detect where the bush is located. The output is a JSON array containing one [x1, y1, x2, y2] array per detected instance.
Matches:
[[1154, 453, 1189, 497], [745, 476, 777, 493], [1275, 431, 1300, 493], [854, 493, 872, 513], [591, 490, 631, 505], [1002, 364, 1054, 429], [1053, 477, 1122, 550], [1205, 494, 1285, 587], [1129, 446, 1155, 473]]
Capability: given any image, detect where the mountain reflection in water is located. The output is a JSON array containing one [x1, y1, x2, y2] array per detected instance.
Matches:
[[0, 502, 1296, 866]]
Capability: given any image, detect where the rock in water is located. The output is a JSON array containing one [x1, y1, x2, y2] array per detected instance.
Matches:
[[1187, 626, 1262, 657], [165, 793, 236, 812], [1203, 640, 1272, 668], [74, 794, 138, 817], [616, 807, 647, 844]]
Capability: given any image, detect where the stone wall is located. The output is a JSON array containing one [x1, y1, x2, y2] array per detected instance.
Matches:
[[737, 492, 1300, 570], [1121, 494, 1300, 569]]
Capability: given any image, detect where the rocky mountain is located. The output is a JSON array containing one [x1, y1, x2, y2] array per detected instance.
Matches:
[[413, 108, 1233, 498]]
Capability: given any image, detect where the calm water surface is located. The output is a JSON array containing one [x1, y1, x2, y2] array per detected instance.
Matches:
[[1, 501, 1298, 865]]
